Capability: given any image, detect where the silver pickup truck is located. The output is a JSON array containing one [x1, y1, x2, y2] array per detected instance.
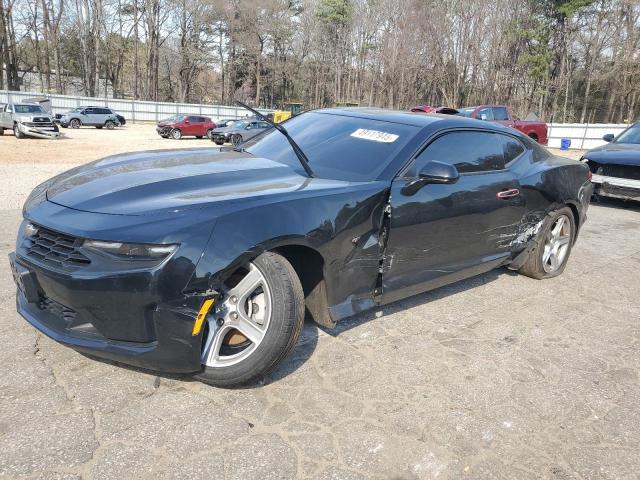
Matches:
[[0, 102, 61, 139]]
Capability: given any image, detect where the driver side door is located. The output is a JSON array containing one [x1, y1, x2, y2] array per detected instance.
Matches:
[[381, 129, 527, 304]]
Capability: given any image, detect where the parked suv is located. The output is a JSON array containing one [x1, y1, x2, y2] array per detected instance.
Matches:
[[58, 106, 122, 129], [156, 115, 217, 139]]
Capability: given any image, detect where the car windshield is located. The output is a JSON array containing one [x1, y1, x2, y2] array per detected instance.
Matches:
[[243, 111, 419, 181], [233, 121, 249, 129], [614, 124, 640, 144], [166, 115, 184, 122], [456, 108, 475, 118], [14, 104, 44, 113]]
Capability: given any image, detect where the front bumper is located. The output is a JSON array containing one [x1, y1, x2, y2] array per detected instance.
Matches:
[[157, 126, 173, 136], [11, 251, 204, 374], [17, 122, 61, 139], [211, 133, 228, 143], [592, 174, 640, 201]]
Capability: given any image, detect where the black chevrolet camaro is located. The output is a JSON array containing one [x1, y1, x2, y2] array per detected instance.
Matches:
[[10, 108, 593, 386]]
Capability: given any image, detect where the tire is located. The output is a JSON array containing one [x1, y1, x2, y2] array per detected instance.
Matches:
[[214, 141, 224, 146], [196, 135, 203, 139], [0, 127, 4, 136], [519, 206, 575, 280], [96, 126, 103, 129], [196, 251, 304, 387], [105, 120, 115, 130], [206, 129, 213, 139], [171, 128, 182, 140], [13, 124, 25, 139], [231, 134, 242, 146], [70, 118, 81, 129]]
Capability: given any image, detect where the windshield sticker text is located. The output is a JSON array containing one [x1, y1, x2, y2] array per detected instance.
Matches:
[[350, 129, 399, 143]]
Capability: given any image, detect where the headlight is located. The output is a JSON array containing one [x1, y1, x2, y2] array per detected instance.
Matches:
[[83, 240, 178, 260]]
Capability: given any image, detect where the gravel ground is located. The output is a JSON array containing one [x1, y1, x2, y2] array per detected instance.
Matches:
[[1, 127, 638, 479]]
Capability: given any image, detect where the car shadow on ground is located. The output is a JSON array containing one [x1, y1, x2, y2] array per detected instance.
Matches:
[[266, 267, 512, 385], [591, 195, 640, 212], [79, 267, 511, 389]]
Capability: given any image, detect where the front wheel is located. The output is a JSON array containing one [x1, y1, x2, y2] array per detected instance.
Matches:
[[105, 120, 115, 130], [13, 124, 25, 139], [519, 207, 575, 279], [171, 128, 182, 140], [70, 119, 81, 129], [231, 134, 242, 146], [196, 251, 304, 387]]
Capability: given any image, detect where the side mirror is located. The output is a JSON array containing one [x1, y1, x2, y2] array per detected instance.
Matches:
[[602, 133, 614, 142], [401, 161, 459, 196]]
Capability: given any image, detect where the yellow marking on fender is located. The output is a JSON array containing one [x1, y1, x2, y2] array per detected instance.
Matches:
[[192, 298, 215, 336]]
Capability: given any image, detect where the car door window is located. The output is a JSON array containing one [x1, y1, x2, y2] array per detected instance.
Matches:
[[187, 116, 199, 123], [409, 131, 518, 176], [492, 107, 509, 121], [477, 108, 494, 121], [258, 122, 270, 129]]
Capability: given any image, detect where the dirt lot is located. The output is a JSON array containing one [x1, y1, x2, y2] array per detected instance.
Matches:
[[1, 125, 638, 479]]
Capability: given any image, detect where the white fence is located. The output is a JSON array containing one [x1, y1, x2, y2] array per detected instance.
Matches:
[[0, 90, 273, 122], [547, 123, 629, 150], [0, 89, 632, 150]]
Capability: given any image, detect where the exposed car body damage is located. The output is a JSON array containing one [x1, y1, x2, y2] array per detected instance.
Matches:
[[582, 123, 640, 201], [11, 109, 592, 376]]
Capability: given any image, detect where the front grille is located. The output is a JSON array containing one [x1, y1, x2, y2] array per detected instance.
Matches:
[[24, 225, 91, 271], [39, 296, 77, 323], [588, 161, 640, 180]]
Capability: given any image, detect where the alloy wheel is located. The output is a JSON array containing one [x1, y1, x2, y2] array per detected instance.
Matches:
[[70, 119, 80, 129], [201, 262, 272, 368], [542, 214, 571, 273], [231, 134, 242, 146]]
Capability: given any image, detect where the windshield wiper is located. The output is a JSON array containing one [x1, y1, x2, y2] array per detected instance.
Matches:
[[235, 100, 314, 178]]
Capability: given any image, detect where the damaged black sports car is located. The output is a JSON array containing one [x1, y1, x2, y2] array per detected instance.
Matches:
[[10, 107, 593, 386]]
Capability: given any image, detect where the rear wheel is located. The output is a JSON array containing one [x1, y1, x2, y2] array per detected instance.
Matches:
[[214, 141, 224, 146], [0, 127, 4, 136], [70, 118, 81, 129], [231, 134, 242, 146], [196, 251, 304, 387], [519, 207, 575, 279], [206, 129, 213, 139], [96, 126, 103, 129], [171, 128, 182, 140], [196, 135, 203, 139]]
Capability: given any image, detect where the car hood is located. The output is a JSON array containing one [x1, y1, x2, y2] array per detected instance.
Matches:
[[15, 114, 51, 122], [43, 148, 352, 216], [584, 143, 640, 166]]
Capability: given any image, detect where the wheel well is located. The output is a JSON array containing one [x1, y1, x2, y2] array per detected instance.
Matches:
[[566, 202, 580, 242], [528, 132, 538, 141], [274, 245, 334, 328]]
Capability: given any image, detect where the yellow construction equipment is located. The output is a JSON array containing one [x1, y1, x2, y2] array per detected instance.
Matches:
[[273, 102, 304, 123]]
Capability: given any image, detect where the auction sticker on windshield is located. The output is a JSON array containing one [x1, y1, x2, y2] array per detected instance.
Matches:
[[350, 128, 399, 143]]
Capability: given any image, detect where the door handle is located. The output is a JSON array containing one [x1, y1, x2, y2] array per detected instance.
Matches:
[[496, 188, 520, 199]]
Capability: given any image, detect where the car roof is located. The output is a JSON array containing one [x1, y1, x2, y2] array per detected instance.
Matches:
[[313, 107, 518, 135]]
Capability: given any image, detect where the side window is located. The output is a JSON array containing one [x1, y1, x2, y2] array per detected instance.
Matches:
[[477, 108, 494, 121], [187, 116, 199, 123], [85, 108, 96, 115], [500, 135, 525, 164], [410, 131, 511, 176], [258, 122, 270, 128], [100, 108, 112, 115], [492, 107, 509, 121]]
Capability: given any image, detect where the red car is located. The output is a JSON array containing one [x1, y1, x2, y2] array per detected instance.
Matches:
[[456, 105, 548, 145], [411, 104, 548, 145], [156, 115, 217, 140]]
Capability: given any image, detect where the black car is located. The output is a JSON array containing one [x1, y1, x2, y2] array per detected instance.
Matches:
[[10, 108, 592, 387], [581, 122, 640, 201]]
